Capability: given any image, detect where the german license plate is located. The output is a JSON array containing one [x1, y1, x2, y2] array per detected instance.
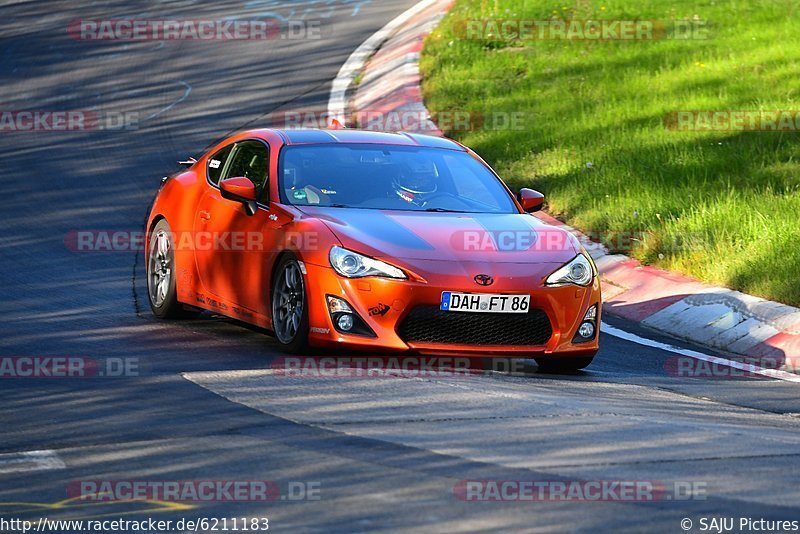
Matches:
[[440, 292, 530, 313]]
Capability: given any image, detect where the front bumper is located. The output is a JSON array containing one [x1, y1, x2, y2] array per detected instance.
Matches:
[[303, 261, 601, 358]]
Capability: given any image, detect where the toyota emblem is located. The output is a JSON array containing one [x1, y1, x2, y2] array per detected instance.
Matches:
[[474, 274, 494, 286]]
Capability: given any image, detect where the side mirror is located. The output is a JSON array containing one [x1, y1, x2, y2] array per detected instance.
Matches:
[[220, 177, 258, 216], [518, 188, 545, 213]]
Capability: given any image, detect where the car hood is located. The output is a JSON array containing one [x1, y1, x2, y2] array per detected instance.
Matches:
[[296, 206, 581, 266]]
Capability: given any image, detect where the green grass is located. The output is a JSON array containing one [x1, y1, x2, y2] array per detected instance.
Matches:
[[421, 0, 800, 306]]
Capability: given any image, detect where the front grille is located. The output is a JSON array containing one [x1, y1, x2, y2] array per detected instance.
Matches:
[[397, 306, 553, 346]]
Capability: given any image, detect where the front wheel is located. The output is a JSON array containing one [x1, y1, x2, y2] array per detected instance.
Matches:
[[271, 255, 310, 354], [147, 219, 193, 319], [535, 356, 594, 373]]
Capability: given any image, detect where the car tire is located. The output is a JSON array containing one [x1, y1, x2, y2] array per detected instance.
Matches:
[[147, 219, 193, 319], [535, 356, 594, 373], [271, 255, 310, 354]]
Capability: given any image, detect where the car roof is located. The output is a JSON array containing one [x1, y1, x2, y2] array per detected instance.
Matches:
[[252, 128, 466, 151]]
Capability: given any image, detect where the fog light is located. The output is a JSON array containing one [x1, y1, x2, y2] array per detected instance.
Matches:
[[326, 295, 376, 337], [578, 321, 595, 339], [327, 295, 353, 315], [337, 314, 354, 332]]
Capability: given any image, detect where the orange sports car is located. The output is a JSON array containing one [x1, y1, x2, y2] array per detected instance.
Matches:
[[146, 129, 601, 370]]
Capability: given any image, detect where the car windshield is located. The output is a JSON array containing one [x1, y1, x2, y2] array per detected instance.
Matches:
[[279, 144, 517, 213]]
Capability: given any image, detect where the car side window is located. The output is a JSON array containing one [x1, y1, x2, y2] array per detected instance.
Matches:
[[223, 140, 269, 201], [207, 144, 234, 185]]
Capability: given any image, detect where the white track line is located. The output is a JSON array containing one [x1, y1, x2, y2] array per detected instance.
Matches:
[[601, 321, 800, 383], [0, 450, 66, 474], [327, 0, 440, 123]]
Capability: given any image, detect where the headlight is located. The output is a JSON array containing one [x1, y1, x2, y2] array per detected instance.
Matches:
[[545, 253, 595, 287], [329, 246, 406, 279]]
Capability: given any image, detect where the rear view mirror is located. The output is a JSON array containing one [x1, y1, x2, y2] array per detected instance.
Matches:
[[220, 177, 257, 216], [518, 188, 545, 213]]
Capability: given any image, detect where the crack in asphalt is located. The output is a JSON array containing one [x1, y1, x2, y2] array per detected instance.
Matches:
[[313, 413, 628, 426]]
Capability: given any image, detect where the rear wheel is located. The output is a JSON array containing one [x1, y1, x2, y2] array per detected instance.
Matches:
[[535, 356, 594, 373], [147, 219, 193, 319], [271, 255, 310, 354]]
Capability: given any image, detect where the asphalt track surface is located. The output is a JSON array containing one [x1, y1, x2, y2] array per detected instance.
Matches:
[[1, 1, 800, 532]]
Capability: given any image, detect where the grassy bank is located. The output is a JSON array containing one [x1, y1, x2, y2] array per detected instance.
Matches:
[[421, 0, 800, 306]]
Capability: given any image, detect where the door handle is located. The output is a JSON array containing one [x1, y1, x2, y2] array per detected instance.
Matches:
[[199, 211, 211, 221]]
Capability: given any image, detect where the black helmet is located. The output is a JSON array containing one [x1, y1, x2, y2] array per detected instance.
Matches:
[[392, 160, 438, 204]]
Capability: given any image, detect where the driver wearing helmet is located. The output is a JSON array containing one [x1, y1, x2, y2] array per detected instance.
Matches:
[[391, 160, 439, 206]]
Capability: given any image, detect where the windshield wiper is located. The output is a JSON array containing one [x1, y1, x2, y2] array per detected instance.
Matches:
[[423, 207, 466, 213]]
